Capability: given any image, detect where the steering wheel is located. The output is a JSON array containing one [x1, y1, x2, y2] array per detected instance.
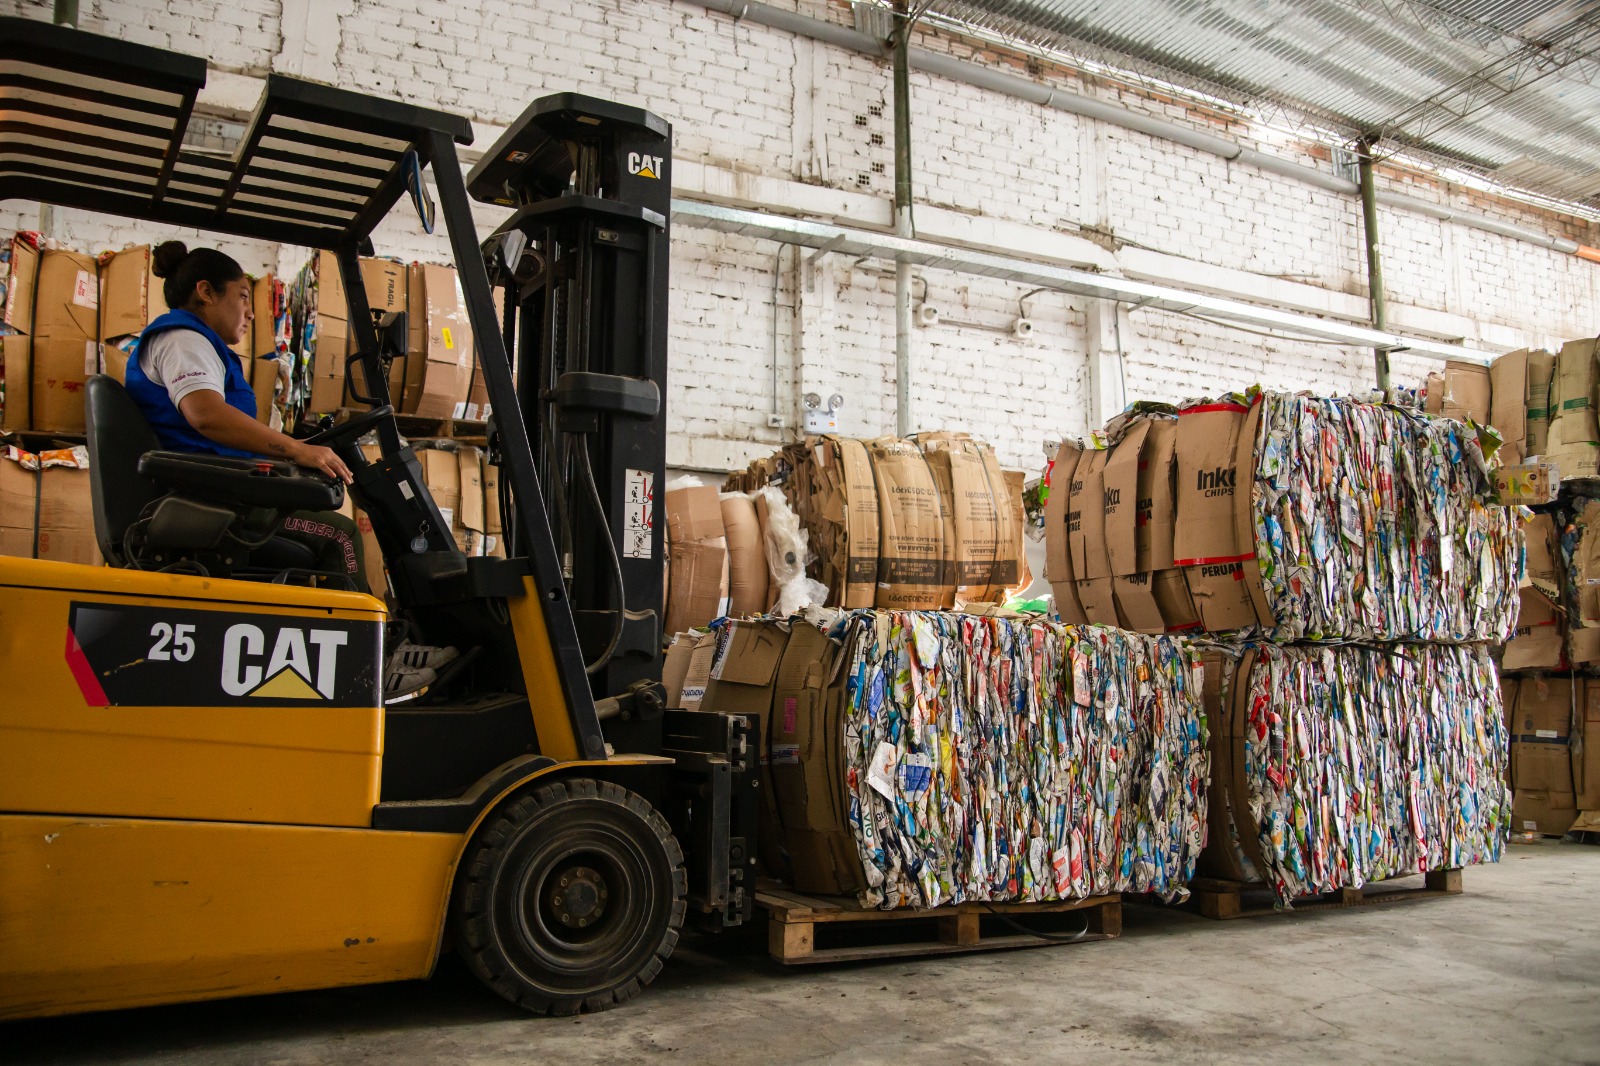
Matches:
[[303, 405, 393, 447]]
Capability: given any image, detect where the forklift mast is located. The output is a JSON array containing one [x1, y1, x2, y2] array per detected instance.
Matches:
[[469, 96, 673, 758]]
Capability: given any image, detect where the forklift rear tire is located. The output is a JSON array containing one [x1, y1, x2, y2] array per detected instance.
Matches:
[[451, 778, 686, 1015]]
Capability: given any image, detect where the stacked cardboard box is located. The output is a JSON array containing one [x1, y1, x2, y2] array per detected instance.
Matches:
[[1505, 677, 1586, 837], [0, 445, 101, 566], [664, 484, 730, 635], [1, 235, 100, 433]]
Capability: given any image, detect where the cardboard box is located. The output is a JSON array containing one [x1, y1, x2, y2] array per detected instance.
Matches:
[[1574, 680, 1600, 810], [1514, 677, 1573, 740], [16, 249, 102, 433], [97, 245, 167, 344], [1495, 462, 1558, 505], [766, 620, 863, 895], [1546, 338, 1600, 477], [483, 460, 505, 559], [31, 334, 99, 433], [1501, 676, 1519, 731], [720, 493, 769, 616], [1569, 626, 1600, 667], [665, 539, 729, 635], [1523, 513, 1561, 602], [1526, 349, 1556, 456], [1502, 588, 1564, 671], [1043, 438, 1088, 624], [0, 446, 102, 566], [1489, 349, 1530, 463], [868, 437, 948, 610], [1512, 733, 1576, 837], [702, 620, 789, 718], [409, 262, 474, 420], [667, 485, 724, 544], [1175, 399, 1258, 631]]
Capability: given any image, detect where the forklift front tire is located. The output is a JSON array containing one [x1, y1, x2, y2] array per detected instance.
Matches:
[[451, 778, 687, 1015]]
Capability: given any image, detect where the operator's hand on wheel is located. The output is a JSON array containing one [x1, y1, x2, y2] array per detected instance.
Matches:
[[291, 441, 353, 484]]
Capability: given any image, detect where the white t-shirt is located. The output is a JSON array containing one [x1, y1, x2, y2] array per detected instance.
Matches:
[[140, 330, 227, 406]]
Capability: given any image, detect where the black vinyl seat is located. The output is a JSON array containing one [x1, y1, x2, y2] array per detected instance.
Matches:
[[85, 375, 343, 577]]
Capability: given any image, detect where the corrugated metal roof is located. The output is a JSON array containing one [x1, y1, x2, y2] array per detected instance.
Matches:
[[904, 0, 1600, 212]]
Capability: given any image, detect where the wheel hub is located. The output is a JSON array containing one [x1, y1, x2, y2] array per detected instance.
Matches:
[[549, 864, 610, 928]]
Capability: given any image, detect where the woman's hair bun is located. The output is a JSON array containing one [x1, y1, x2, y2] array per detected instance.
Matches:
[[151, 240, 190, 279]]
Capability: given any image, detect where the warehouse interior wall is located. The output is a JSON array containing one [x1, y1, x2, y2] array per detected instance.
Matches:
[[3, 0, 1596, 473]]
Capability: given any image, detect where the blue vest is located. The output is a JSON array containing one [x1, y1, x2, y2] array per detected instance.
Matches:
[[126, 309, 258, 458]]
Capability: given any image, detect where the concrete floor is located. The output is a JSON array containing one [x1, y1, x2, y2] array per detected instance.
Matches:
[[10, 839, 1599, 1066]]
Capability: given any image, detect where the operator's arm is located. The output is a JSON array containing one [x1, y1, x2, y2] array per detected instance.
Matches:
[[178, 391, 352, 483]]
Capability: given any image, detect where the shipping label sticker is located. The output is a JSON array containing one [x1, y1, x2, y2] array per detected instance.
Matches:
[[72, 269, 98, 309], [772, 742, 800, 765], [441, 327, 454, 350], [624, 468, 654, 560], [1536, 729, 1558, 738]]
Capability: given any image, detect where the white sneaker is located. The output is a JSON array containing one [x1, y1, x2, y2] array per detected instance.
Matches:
[[385, 664, 437, 701], [389, 641, 458, 672]]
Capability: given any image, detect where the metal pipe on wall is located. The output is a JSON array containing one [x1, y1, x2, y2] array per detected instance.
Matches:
[[892, 1, 914, 438], [1357, 139, 1391, 391], [687, 0, 1593, 259]]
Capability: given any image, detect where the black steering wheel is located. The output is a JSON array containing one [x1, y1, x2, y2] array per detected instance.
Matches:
[[303, 405, 394, 447]]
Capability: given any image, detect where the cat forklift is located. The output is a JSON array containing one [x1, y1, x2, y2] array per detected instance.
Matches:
[[0, 17, 757, 1019]]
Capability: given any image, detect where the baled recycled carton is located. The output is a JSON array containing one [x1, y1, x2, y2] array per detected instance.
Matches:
[[1103, 419, 1160, 632], [1174, 398, 1258, 631], [1523, 512, 1561, 603], [805, 437, 879, 608], [1489, 348, 1530, 464], [867, 437, 948, 610], [1043, 438, 1088, 624], [0, 445, 102, 566], [765, 620, 864, 895], [1525, 349, 1556, 456], [920, 448, 958, 610], [1546, 338, 1600, 479], [720, 493, 769, 617], [1569, 626, 1600, 667], [1502, 588, 1564, 672]]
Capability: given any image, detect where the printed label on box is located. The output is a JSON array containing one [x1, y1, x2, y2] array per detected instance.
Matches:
[[772, 743, 800, 765], [73, 269, 98, 309]]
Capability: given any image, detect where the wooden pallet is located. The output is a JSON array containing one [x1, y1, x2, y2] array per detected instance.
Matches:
[[756, 885, 1121, 965], [1190, 868, 1463, 920]]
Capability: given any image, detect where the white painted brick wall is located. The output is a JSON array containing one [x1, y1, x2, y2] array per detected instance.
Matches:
[[4, 0, 1597, 475]]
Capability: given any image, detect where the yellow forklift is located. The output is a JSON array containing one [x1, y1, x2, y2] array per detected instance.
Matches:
[[0, 18, 756, 1019]]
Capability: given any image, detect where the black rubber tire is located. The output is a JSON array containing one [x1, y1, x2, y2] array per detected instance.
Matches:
[[451, 778, 686, 1015]]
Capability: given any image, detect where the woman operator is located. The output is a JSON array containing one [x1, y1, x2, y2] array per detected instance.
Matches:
[[127, 242, 454, 695]]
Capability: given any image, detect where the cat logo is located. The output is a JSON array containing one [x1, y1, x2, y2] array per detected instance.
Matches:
[[222, 623, 348, 700], [627, 152, 664, 179]]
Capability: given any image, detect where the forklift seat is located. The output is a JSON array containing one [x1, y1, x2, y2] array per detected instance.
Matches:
[[85, 375, 343, 576]]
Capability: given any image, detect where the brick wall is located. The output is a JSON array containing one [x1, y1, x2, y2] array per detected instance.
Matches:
[[4, 0, 1597, 475]]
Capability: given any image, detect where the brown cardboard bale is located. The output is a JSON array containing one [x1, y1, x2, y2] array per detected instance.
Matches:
[[1068, 446, 1109, 581], [1112, 572, 1165, 633], [919, 433, 1018, 603], [867, 437, 948, 610], [1524, 513, 1561, 601], [1489, 349, 1530, 463], [1153, 567, 1201, 631], [1231, 399, 1276, 628], [1043, 438, 1087, 624], [1526, 349, 1556, 456], [720, 493, 769, 617], [920, 444, 959, 609], [753, 491, 780, 611], [1, 235, 40, 430], [1002, 467, 1029, 596], [1076, 575, 1123, 627], [666, 485, 724, 543], [1547, 338, 1600, 477], [1102, 420, 1151, 578], [0, 446, 102, 566], [1175, 399, 1257, 631], [701, 619, 789, 718], [767, 621, 863, 895], [1439, 359, 1491, 423], [1502, 588, 1564, 671], [98, 245, 167, 343], [808, 437, 880, 608], [662, 631, 716, 708], [1501, 676, 1519, 732], [409, 262, 474, 420]]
